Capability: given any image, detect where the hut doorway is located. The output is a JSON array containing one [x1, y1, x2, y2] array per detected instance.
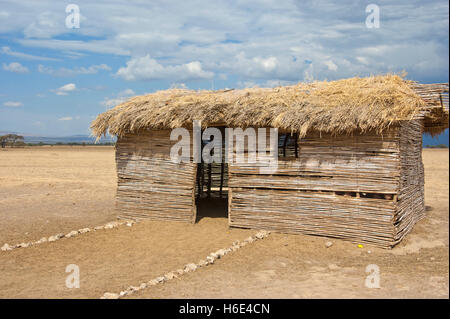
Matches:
[[195, 126, 228, 221]]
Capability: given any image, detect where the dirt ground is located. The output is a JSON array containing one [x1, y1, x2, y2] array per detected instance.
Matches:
[[0, 146, 448, 298], [0, 146, 117, 244]]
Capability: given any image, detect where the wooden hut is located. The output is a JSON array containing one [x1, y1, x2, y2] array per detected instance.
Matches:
[[91, 75, 449, 248]]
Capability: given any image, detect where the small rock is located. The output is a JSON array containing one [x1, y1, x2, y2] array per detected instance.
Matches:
[[126, 287, 134, 293], [164, 272, 175, 280], [126, 222, 134, 227], [17, 242, 30, 248], [216, 249, 226, 258], [139, 283, 147, 289], [94, 226, 104, 231], [78, 228, 90, 234], [367, 250, 372, 254], [206, 256, 215, 264], [176, 269, 184, 275], [155, 276, 166, 283], [1, 243, 12, 251], [255, 232, 265, 239], [147, 279, 158, 286], [244, 236, 255, 243], [430, 257, 435, 261], [35, 237, 47, 244], [119, 291, 128, 297], [255, 230, 270, 238], [184, 263, 197, 272], [325, 241, 333, 248], [104, 221, 120, 229], [48, 235, 58, 242], [102, 292, 119, 299], [66, 230, 78, 238], [210, 252, 219, 259]]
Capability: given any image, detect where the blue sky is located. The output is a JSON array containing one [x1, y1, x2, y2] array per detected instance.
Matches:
[[0, 0, 448, 136]]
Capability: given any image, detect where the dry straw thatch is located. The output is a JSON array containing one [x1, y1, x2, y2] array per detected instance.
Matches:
[[91, 74, 447, 138]]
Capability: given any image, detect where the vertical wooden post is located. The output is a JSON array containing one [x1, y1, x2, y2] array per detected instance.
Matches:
[[282, 134, 288, 157], [192, 163, 198, 223], [219, 161, 225, 198], [207, 163, 212, 198], [199, 130, 204, 198]]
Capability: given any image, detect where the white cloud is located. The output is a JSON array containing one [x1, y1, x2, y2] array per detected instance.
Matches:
[[101, 89, 136, 108], [237, 80, 258, 88], [23, 11, 65, 39], [19, 39, 130, 56], [169, 83, 188, 89], [53, 83, 77, 96], [357, 45, 392, 57], [2, 62, 29, 73], [3, 101, 23, 107], [116, 55, 214, 81], [254, 57, 278, 72], [0, 46, 59, 61], [37, 64, 111, 76], [58, 117, 73, 121], [356, 57, 369, 65], [118, 89, 135, 96], [222, 53, 301, 80], [324, 60, 338, 71]]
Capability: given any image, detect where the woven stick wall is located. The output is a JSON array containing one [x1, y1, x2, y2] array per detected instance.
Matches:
[[115, 130, 197, 223], [228, 124, 424, 248], [393, 119, 425, 244]]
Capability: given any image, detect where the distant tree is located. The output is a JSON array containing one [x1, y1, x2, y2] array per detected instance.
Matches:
[[0, 134, 24, 148], [9, 134, 24, 147], [0, 135, 6, 148]]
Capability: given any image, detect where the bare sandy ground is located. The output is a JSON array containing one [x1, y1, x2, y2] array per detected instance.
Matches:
[[0, 146, 117, 244], [0, 146, 448, 298]]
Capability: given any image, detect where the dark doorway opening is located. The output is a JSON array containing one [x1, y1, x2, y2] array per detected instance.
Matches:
[[195, 126, 228, 221], [196, 197, 228, 221]]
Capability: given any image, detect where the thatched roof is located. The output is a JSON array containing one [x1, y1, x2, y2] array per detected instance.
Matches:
[[91, 75, 448, 138]]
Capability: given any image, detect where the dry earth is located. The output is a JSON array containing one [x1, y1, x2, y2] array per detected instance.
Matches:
[[0, 146, 448, 298]]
